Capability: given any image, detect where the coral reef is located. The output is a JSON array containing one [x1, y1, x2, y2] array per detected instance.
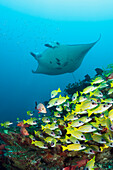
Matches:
[[1, 65, 113, 169]]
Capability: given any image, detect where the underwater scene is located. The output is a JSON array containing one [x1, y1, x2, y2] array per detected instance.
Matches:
[[0, 0, 113, 169]]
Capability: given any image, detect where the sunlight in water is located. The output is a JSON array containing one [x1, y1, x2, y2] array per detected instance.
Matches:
[[0, 0, 113, 21]]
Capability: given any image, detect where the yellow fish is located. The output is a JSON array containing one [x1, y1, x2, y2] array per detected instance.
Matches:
[[51, 88, 61, 98], [34, 130, 43, 138], [91, 76, 104, 85], [84, 156, 95, 170], [65, 135, 80, 144], [72, 91, 79, 101], [47, 98, 58, 108], [78, 124, 97, 133], [88, 103, 112, 117], [66, 128, 86, 140], [44, 128, 55, 137], [31, 140, 48, 149], [54, 95, 69, 105], [62, 143, 86, 151], [80, 85, 98, 95], [42, 117, 50, 123], [68, 120, 84, 128], [76, 100, 97, 112], [90, 89, 103, 97], [64, 114, 78, 121], [108, 109, 113, 121], [92, 134, 106, 144], [0, 121, 13, 128], [23, 118, 37, 125]]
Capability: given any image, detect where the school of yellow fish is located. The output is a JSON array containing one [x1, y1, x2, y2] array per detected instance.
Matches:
[[1, 75, 113, 169]]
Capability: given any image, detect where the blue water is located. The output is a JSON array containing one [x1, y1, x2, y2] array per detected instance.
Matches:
[[0, 3, 113, 122]]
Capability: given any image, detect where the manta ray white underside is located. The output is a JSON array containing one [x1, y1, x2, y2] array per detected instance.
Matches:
[[30, 36, 100, 75]]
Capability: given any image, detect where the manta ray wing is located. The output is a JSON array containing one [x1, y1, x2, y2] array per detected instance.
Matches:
[[30, 35, 101, 75]]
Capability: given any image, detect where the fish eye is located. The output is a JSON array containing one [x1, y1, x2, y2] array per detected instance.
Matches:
[[99, 148, 101, 151], [55, 124, 58, 127], [103, 104, 106, 107], [97, 99, 100, 102], [79, 121, 82, 123], [101, 138, 105, 142], [110, 143, 113, 146], [86, 168, 89, 170], [81, 145, 84, 148], [99, 124, 101, 128], [81, 135, 84, 138], [44, 144, 47, 147], [91, 126, 94, 129], [90, 149, 93, 152], [108, 103, 111, 105], [76, 141, 79, 143], [51, 142, 54, 146], [92, 102, 95, 105], [67, 139, 70, 142], [51, 132, 54, 135], [74, 115, 77, 118]]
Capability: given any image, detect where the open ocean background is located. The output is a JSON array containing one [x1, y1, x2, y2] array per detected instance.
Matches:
[[0, 0, 113, 122]]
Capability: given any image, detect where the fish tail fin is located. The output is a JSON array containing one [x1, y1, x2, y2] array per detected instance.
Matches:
[[41, 125, 44, 130], [58, 88, 61, 93], [64, 116, 66, 121], [34, 130, 36, 135], [90, 91, 93, 97], [59, 94, 62, 98], [65, 135, 69, 139], [80, 91, 83, 95], [23, 120, 27, 124], [74, 127, 78, 131], [31, 140, 35, 145], [100, 99, 104, 103], [66, 128, 70, 134], [66, 95, 69, 100], [90, 82, 94, 85], [68, 123, 71, 128], [62, 145, 67, 151], [87, 110, 92, 117]]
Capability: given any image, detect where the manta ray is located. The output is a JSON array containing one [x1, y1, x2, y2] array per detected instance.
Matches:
[[30, 36, 100, 75]]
